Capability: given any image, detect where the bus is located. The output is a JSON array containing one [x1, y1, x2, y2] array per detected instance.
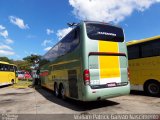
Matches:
[[0, 61, 18, 86], [127, 36, 160, 96], [40, 21, 130, 101]]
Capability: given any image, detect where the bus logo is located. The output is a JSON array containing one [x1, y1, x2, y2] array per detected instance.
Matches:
[[97, 32, 117, 37]]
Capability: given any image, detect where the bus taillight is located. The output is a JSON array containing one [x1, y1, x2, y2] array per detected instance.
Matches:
[[84, 69, 90, 85], [128, 68, 130, 80]]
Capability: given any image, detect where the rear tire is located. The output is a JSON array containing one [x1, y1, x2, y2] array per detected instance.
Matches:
[[54, 84, 59, 97], [144, 81, 160, 96], [59, 84, 66, 100]]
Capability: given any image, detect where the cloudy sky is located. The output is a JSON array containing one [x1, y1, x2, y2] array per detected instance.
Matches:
[[0, 0, 160, 60]]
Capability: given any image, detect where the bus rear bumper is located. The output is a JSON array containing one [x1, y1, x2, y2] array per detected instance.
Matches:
[[83, 82, 130, 101]]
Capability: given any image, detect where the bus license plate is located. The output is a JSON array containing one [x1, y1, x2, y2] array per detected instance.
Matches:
[[107, 83, 117, 87]]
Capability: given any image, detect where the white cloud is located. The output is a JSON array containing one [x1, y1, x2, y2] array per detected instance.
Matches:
[[0, 25, 5, 30], [0, 30, 8, 38], [56, 27, 72, 40], [9, 16, 29, 29], [0, 44, 12, 50], [46, 29, 54, 35], [5, 38, 14, 44], [0, 44, 15, 56], [41, 39, 52, 46], [0, 50, 15, 56], [69, 0, 160, 23], [44, 46, 52, 51]]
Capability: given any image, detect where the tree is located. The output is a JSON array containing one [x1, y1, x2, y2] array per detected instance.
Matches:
[[23, 54, 41, 63], [13, 60, 30, 71], [0, 55, 41, 71], [0, 57, 13, 63], [23, 54, 41, 70]]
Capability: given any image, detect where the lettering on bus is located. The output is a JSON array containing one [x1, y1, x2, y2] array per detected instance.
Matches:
[[97, 32, 117, 37]]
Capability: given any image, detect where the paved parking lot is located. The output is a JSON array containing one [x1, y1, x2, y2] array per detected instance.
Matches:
[[0, 86, 160, 119]]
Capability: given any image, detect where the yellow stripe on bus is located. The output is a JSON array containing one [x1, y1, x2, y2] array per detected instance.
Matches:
[[98, 41, 120, 79]]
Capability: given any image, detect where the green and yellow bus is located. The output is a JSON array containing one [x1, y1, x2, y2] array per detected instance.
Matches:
[[0, 61, 18, 86], [40, 21, 130, 101], [127, 36, 160, 96]]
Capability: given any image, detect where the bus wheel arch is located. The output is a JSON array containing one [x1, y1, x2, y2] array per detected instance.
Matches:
[[59, 83, 65, 99], [54, 82, 59, 97], [144, 79, 160, 96]]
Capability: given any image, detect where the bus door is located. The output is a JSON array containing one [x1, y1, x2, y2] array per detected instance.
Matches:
[[68, 70, 78, 98]]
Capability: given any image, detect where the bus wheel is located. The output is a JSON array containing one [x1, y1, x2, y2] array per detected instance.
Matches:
[[59, 84, 65, 99], [54, 84, 59, 97], [145, 81, 160, 96]]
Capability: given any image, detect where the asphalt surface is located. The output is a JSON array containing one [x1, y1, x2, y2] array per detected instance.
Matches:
[[0, 86, 160, 119]]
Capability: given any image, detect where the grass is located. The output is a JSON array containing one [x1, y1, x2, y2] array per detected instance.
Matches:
[[12, 80, 32, 88]]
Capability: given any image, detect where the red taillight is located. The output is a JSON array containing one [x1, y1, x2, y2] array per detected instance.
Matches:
[[128, 68, 130, 81], [83, 69, 90, 85]]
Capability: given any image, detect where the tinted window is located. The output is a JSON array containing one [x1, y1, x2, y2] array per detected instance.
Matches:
[[141, 43, 152, 57], [128, 38, 160, 59], [152, 40, 160, 56], [128, 45, 140, 60], [141, 39, 160, 57], [9, 65, 14, 72], [42, 27, 80, 61], [86, 23, 124, 42], [0, 64, 10, 71], [0, 64, 4, 71]]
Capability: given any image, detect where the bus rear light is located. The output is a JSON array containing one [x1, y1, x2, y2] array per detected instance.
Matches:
[[84, 69, 90, 85], [128, 68, 130, 80]]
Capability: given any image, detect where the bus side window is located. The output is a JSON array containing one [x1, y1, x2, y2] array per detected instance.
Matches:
[[0, 64, 3, 71], [74, 29, 78, 39], [128, 45, 140, 60], [151, 39, 160, 56], [4, 65, 8, 71], [70, 27, 80, 52]]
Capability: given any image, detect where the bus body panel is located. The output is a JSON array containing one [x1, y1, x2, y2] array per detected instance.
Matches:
[[99, 41, 120, 84], [83, 84, 130, 101], [87, 41, 128, 85], [81, 37, 130, 101], [0, 71, 10, 85], [40, 36, 82, 99], [129, 56, 160, 91]]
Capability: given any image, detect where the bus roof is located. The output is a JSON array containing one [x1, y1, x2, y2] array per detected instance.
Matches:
[[10, 64, 17, 66], [127, 35, 160, 46], [0, 61, 9, 64], [0, 61, 16, 66]]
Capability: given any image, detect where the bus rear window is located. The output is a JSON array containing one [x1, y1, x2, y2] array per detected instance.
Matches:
[[86, 23, 124, 42]]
